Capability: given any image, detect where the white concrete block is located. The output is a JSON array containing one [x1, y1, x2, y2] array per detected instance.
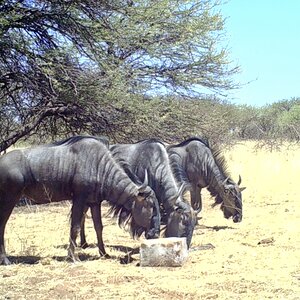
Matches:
[[140, 237, 188, 267]]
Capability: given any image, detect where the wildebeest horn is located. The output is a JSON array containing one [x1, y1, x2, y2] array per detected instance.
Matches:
[[176, 183, 186, 199], [222, 177, 229, 185], [139, 170, 149, 191], [237, 175, 242, 186], [176, 201, 191, 212]]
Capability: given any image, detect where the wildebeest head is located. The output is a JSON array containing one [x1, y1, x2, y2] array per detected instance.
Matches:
[[164, 185, 198, 248], [131, 172, 160, 239], [218, 175, 246, 223]]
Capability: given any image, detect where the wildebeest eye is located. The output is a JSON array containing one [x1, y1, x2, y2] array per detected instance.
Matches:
[[224, 188, 229, 194]]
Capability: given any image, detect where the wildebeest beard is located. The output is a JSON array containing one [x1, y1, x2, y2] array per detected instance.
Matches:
[[109, 206, 144, 239], [107, 194, 158, 240]]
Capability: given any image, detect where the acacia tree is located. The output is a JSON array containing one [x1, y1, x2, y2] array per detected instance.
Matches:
[[0, 0, 239, 151]]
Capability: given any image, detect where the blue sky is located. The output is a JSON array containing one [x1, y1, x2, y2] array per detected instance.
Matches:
[[220, 0, 300, 106]]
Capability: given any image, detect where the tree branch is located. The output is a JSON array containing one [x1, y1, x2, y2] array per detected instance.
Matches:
[[0, 104, 82, 152]]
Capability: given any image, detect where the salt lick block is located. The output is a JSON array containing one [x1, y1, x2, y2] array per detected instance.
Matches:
[[140, 237, 188, 267]]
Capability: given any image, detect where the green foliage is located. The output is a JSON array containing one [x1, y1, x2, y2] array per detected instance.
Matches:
[[0, 0, 241, 150], [1, 1, 299, 149], [279, 104, 300, 126], [228, 98, 300, 144]]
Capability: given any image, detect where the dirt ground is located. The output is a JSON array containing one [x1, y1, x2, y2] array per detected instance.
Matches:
[[1, 141, 300, 300]]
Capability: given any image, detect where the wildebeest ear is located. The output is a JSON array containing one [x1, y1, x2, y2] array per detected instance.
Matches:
[[224, 187, 229, 194], [239, 187, 246, 192]]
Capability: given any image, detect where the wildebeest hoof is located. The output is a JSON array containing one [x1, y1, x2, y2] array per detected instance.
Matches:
[[67, 252, 80, 263], [80, 242, 89, 249], [120, 255, 134, 264], [0, 257, 11, 266]]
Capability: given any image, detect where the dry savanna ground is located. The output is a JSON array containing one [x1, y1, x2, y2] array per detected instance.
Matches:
[[1, 141, 300, 299]]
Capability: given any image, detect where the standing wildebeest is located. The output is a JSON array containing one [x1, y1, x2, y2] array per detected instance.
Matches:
[[109, 139, 197, 248], [0, 136, 160, 265], [167, 137, 246, 223]]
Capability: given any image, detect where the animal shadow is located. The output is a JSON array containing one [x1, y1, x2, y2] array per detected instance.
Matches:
[[52, 253, 101, 263], [108, 245, 140, 265], [56, 243, 98, 250], [198, 225, 236, 231], [53, 244, 139, 264], [5, 255, 41, 265]]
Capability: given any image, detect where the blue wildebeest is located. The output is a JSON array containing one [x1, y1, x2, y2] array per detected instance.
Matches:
[[0, 136, 160, 265], [167, 137, 245, 223], [108, 139, 198, 248]]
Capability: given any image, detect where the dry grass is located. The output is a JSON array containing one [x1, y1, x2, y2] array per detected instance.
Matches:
[[1, 141, 300, 299]]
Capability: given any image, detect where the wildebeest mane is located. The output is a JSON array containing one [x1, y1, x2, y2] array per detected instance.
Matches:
[[133, 137, 165, 147], [210, 147, 230, 180], [201, 140, 231, 204], [49, 135, 109, 148], [167, 136, 210, 149]]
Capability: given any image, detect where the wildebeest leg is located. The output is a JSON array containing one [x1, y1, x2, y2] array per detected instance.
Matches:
[[190, 185, 202, 212], [68, 197, 85, 262], [90, 203, 108, 258], [80, 206, 89, 249], [0, 197, 19, 265]]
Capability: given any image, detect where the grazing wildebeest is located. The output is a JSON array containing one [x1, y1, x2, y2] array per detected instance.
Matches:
[[167, 137, 246, 223], [0, 136, 160, 265], [108, 139, 198, 248]]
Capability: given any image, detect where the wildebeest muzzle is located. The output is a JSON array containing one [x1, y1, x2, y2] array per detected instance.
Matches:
[[165, 202, 197, 248]]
